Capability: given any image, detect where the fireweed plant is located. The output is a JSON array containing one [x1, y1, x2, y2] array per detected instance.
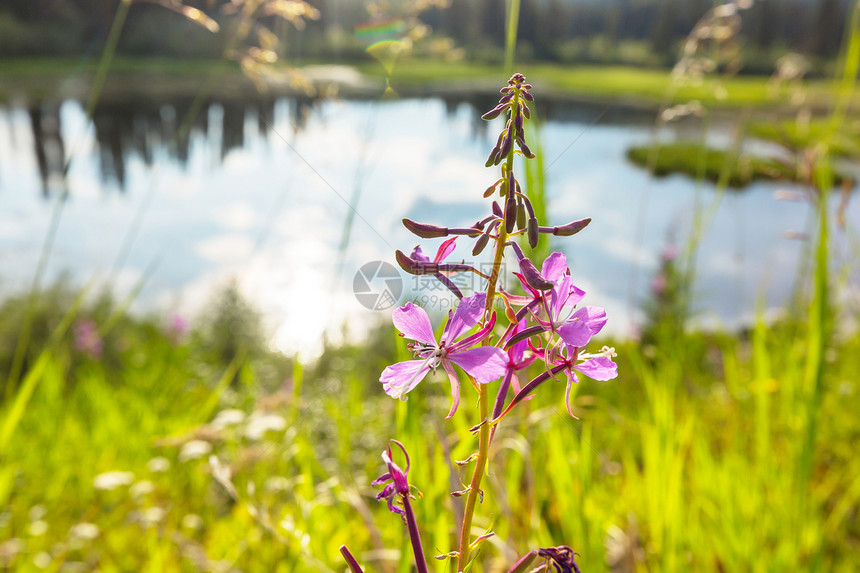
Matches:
[[340, 74, 618, 573]]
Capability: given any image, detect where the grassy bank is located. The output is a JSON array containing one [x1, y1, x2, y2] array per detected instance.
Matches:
[[0, 280, 858, 571], [625, 142, 856, 187], [1, 56, 857, 112], [361, 58, 857, 111]]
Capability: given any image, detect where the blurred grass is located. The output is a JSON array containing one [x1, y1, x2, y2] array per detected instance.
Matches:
[[0, 279, 858, 571], [2, 57, 859, 112], [367, 59, 860, 110], [625, 142, 856, 187]]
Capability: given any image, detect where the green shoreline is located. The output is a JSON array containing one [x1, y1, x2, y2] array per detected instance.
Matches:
[[1, 57, 856, 114]]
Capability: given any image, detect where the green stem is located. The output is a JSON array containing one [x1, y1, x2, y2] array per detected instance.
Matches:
[[457, 149, 515, 572]]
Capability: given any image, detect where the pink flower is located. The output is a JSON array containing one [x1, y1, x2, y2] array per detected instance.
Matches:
[[380, 293, 507, 418], [506, 252, 607, 350], [74, 320, 103, 359]]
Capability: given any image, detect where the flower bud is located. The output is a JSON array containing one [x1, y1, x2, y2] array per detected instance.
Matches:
[[499, 93, 513, 104], [505, 191, 517, 233], [402, 218, 449, 238], [497, 133, 512, 161], [542, 217, 591, 236], [514, 106, 523, 133], [522, 104, 531, 120], [492, 201, 503, 217], [516, 199, 526, 230], [481, 103, 505, 120], [518, 257, 553, 290], [472, 227, 491, 256], [516, 136, 534, 158], [485, 146, 500, 167], [395, 250, 438, 275], [483, 179, 500, 198], [522, 91, 534, 101], [527, 217, 539, 248]]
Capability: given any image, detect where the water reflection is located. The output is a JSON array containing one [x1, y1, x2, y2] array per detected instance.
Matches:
[[18, 93, 662, 198], [17, 95, 332, 195], [1, 93, 854, 358]]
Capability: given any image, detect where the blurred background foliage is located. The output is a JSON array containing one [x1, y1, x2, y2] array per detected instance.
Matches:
[[1, 0, 859, 571], [0, 0, 854, 71]]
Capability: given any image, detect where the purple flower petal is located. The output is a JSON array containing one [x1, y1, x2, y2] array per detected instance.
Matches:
[[371, 473, 392, 486], [434, 237, 457, 263], [392, 302, 437, 345], [556, 320, 593, 348], [380, 359, 432, 400], [573, 306, 607, 336], [563, 283, 587, 308], [411, 245, 429, 263], [441, 360, 462, 419], [574, 357, 618, 381], [443, 293, 486, 342], [448, 347, 507, 384], [540, 252, 568, 283], [387, 495, 405, 515]]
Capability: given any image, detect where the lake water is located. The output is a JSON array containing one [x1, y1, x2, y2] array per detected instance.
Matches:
[[1, 93, 855, 357]]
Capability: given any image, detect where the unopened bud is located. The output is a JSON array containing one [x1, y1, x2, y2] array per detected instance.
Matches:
[[516, 136, 534, 158], [481, 103, 505, 120], [514, 106, 523, 133], [395, 250, 438, 275], [522, 91, 534, 101], [497, 133, 512, 161], [503, 296, 518, 324], [544, 217, 591, 236], [402, 218, 448, 238], [505, 191, 517, 233], [484, 179, 501, 198], [522, 104, 530, 120], [518, 257, 553, 290], [492, 201, 503, 217], [516, 199, 526, 230], [472, 228, 491, 256], [485, 146, 500, 167], [527, 217, 539, 248]]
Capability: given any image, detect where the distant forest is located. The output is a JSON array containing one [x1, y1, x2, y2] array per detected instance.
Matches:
[[0, 0, 852, 72]]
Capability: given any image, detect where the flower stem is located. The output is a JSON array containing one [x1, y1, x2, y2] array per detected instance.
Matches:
[[458, 150, 514, 571], [402, 495, 430, 573]]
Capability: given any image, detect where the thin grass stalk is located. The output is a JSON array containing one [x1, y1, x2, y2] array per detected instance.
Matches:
[[505, 0, 521, 74], [5, 0, 132, 397]]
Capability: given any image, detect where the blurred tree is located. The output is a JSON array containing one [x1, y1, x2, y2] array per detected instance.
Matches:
[[813, 0, 846, 58], [651, 0, 678, 63], [446, 0, 475, 45]]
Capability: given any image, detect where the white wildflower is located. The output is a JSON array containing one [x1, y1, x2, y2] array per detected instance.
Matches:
[[28, 521, 48, 536], [181, 514, 203, 530], [32, 552, 52, 569], [147, 457, 171, 473], [179, 440, 212, 462], [244, 412, 286, 440], [68, 522, 99, 541], [211, 409, 246, 429], [130, 480, 156, 498], [93, 471, 134, 491]]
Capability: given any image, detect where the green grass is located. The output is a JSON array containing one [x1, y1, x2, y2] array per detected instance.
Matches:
[[747, 117, 860, 157], [364, 58, 860, 110], [2, 56, 858, 112], [625, 142, 833, 187], [0, 281, 858, 572]]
